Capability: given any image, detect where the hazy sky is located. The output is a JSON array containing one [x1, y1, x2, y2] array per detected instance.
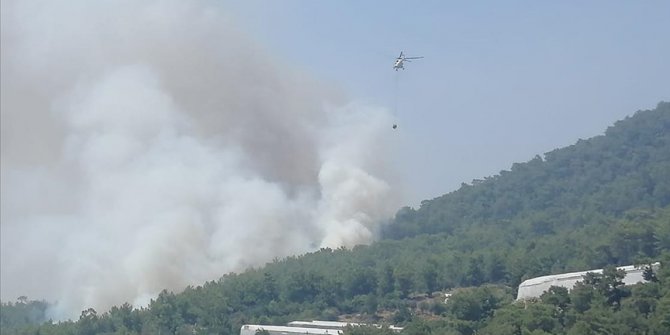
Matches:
[[223, 0, 670, 203]]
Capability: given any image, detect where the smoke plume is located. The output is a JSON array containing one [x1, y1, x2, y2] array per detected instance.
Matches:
[[0, 0, 398, 319]]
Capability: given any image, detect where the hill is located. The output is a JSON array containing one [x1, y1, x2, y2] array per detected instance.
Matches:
[[2, 102, 669, 334], [382, 101, 670, 282], [388, 101, 670, 239]]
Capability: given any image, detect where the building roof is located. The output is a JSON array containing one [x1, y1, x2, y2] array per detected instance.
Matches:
[[241, 325, 339, 335], [516, 263, 659, 300]]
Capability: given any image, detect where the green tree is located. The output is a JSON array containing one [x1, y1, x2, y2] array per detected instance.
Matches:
[[395, 269, 414, 299], [77, 308, 100, 335], [421, 264, 439, 296], [377, 264, 395, 296]]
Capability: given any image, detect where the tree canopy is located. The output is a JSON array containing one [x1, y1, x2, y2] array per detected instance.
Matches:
[[2, 102, 669, 335]]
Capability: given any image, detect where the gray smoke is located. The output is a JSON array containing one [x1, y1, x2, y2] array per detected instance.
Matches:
[[0, 0, 398, 320]]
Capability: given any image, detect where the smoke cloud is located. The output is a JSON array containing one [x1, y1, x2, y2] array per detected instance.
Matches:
[[0, 0, 398, 319]]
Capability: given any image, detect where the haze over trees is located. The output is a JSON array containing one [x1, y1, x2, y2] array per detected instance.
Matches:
[[2, 102, 669, 334]]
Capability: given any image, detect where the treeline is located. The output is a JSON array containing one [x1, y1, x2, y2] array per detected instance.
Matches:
[[3, 208, 669, 334], [0, 298, 49, 331], [381, 261, 670, 335], [2, 102, 669, 334]]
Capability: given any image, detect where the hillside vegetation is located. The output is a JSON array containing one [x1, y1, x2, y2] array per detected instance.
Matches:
[[384, 101, 670, 283], [2, 102, 669, 335]]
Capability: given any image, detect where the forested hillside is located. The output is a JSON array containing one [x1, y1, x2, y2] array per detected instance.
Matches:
[[383, 101, 670, 282], [388, 101, 670, 239], [2, 102, 669, 335]]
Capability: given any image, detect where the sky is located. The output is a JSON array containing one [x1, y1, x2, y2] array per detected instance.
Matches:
[[1, 0, 669, 318], [223, 0, 670, 203]]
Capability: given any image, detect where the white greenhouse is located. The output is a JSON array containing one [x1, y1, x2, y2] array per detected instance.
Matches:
[[516, 263, 659, 300], [240, 325, 339, 335], [287, 321, 402, 333], [241, 320, 403, 335]]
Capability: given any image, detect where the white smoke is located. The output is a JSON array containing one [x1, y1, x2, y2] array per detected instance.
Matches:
[[0, 0, 399, 320]]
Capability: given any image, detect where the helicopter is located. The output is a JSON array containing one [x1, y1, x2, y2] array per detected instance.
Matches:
[[393, 51, 423, 71]]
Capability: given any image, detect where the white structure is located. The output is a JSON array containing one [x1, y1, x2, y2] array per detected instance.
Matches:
[[240, 325, 339, 335], [242, 321, 403, 335], [287, 321, 402, 333], [287, 321, 357, 330], [516, 263, 660, 300]]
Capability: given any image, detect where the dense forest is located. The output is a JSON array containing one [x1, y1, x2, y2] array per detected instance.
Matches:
[[2, 102, 669, 334]]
